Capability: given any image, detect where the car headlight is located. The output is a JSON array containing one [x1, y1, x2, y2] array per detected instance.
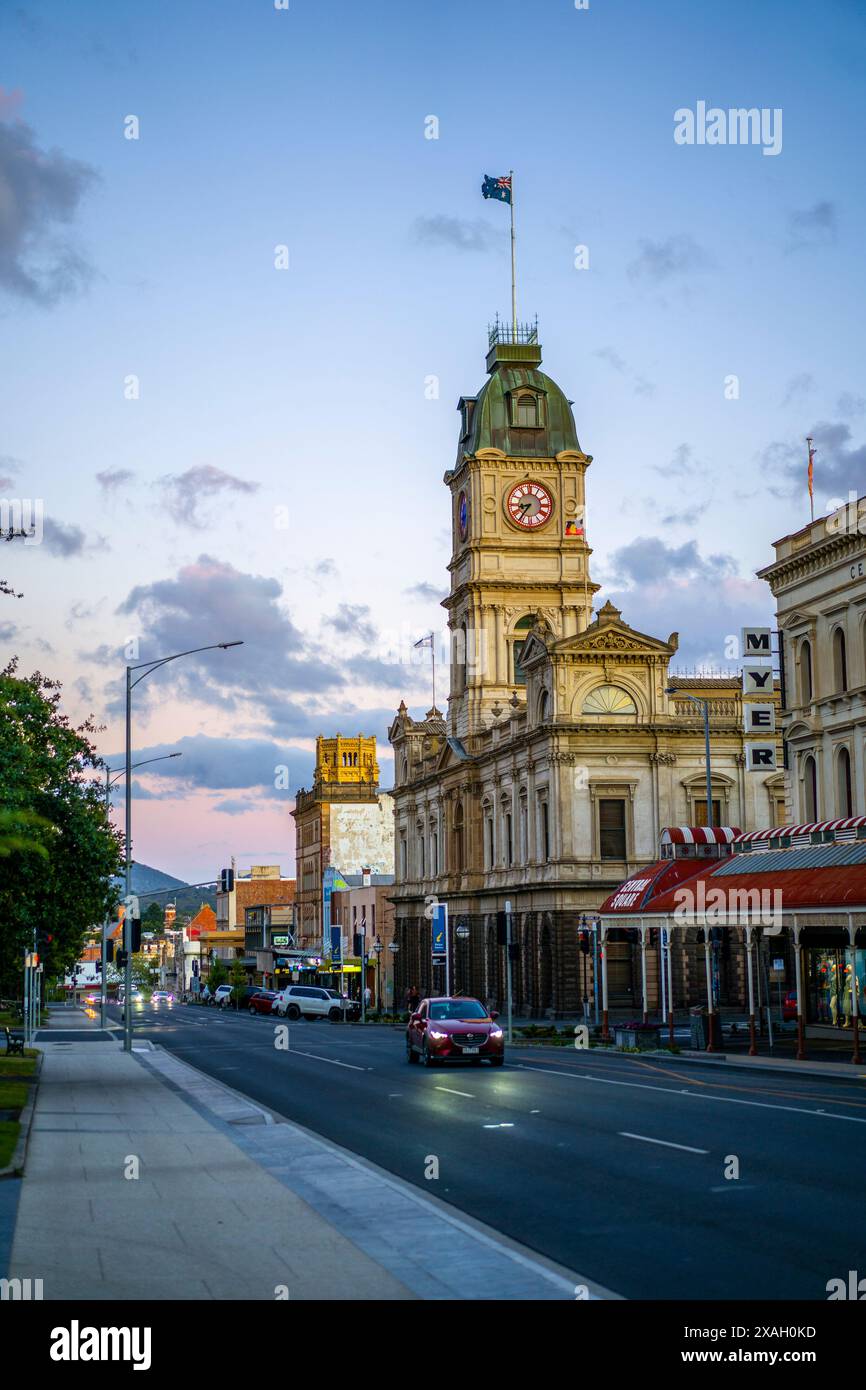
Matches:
[[489, 1028, 504, 1039], [428, 1029, 447, 1041]]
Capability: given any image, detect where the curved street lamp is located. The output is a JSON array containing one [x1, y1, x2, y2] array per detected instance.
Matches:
[[123, 642, 243, 1050]]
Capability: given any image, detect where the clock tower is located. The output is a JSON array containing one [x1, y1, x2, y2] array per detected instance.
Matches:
[[444, 321, 598, 738]]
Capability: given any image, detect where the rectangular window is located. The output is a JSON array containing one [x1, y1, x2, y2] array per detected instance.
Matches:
[[485, 817, 494, 869], [505, 813, 513, 866], [693, 799, 722, 828], [599, 799, 626, 859], [540, 800, 550, 862]]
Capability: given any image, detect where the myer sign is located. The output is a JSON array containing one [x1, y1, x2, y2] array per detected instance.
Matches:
[[741, 628, 777, 772]]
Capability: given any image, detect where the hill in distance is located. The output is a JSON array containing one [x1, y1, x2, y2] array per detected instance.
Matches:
[[112, 863, 218, 918]]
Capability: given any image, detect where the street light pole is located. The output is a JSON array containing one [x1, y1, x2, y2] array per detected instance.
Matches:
[[123, 641, 243, 1053], [103, 753, 182, 1028], [667, 687, 713, 828]]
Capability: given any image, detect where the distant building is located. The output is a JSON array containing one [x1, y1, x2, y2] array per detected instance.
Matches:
[[209, 866, 295, 983], [758, 500, 866, 821], [331, 871, 396, 1008], [291, 736, 394, 952]]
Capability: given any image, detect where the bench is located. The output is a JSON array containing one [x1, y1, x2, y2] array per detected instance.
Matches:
[[3, 1026, 25, 1057]]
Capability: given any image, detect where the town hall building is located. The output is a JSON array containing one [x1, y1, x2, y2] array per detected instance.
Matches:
[[388, 324, 783, 1014]]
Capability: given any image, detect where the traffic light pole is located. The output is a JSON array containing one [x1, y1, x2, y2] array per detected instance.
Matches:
[[124, 665, 133, 1052], [505, 898, 513, 1044]]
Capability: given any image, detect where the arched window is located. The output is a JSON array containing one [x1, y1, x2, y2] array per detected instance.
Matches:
[[803, 754, 818, 822], [512, 615, 535, 685], [834, 627, 848, 693], [515, 393, 539, 427], [416, 822, 425, 877], [482, 801, 494, 870], [582, 684, 637, 715], [452, 803, 464, 873], [538, 688, 551, 722], [800, 640, 813, 704], [837, 746, 853, 817]]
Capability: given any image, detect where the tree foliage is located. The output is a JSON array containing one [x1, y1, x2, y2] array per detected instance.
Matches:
[[0, 662, 123, 995]]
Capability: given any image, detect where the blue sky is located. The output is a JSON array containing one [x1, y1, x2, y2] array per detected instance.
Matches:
[[2, 0, 864, 882]]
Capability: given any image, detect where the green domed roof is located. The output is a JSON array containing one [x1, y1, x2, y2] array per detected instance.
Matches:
[[458, 341, 582, 461]]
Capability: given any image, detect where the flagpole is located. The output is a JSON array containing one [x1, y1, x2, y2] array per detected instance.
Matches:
[[510, 169, 517, 335], [807, 435, 815, 522], [431, 632, 436, 712]]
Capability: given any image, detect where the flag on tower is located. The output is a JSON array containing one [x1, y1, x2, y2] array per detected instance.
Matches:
[[482, 174, 512, 204]]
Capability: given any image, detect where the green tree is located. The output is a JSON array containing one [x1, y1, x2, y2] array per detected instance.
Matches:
[[0, 662, 123, 996], [229, 955, 247, 1008], [207, 957, 228, 991], [143, 902, 164, 932]]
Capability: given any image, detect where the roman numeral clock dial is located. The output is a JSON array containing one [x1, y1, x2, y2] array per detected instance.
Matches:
[[506, 481, 553, 529]]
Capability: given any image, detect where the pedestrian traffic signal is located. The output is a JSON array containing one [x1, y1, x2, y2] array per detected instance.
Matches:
[[116, 950, 128, 968], [578, 931, 590, 955], [496, 911, 507, 945], [353, 933, 365, 957], [130, 918, 142, 952], [106, 941, 115, 963], [220, 868, 235, 893]]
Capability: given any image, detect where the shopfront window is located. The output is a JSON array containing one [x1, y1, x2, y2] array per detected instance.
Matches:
[[809, 949, 865, 1026]]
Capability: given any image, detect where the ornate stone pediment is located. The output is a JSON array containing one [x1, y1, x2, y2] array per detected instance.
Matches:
[[548, 601, 677, 660]]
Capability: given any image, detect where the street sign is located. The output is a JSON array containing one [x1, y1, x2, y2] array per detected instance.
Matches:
[[431, 903, 447, 959], [330, 926, 342, 965]]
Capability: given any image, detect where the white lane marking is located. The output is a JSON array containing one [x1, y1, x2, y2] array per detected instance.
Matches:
[[286, 1048, 366, 1071], [483, 1123, 514, 1129], [709, 1185, 756, 1192], [530, 1109, 540, 1114], [434, 1086, 475, 1098], [515, 1063, 866, 1125], [619, 1131, 708, 1154]]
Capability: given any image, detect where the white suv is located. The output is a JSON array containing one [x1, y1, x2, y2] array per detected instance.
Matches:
[[211, 984, 234, 1008], [274, 986, 350, 1021]]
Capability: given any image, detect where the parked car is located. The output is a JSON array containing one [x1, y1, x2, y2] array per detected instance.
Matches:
[[273, 985, 353, 1021], [782, 990, 798, 1022], [406, 996, 504, 1066], [248, 989, 278, 1016], [211, 984, 234, 1008]]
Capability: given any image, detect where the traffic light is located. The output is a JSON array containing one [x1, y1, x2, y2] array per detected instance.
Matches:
[[578, 930, 590, 956], [496, 911, 507, 945], [353, 932, 365, 957], [130, 917, 142, 952], [116, 950, 128, 968], [220, 868, 235, 893]]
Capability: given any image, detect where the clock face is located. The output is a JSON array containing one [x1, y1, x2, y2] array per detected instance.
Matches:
[[506, 481, 553, 530], [458, 490, 469, 541]]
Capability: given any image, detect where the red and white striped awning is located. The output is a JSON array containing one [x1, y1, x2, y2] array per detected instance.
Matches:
[[735, 817, 866, 843], [660, 826, 742, 846]]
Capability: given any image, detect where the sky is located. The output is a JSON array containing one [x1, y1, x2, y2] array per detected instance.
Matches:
[[2, 0, 865, 884]]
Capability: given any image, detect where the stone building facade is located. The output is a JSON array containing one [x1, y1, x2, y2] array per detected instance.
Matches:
[[388, 327, 782, 1014], [291, 735, 394, 952], [758, 497, 866, 823]]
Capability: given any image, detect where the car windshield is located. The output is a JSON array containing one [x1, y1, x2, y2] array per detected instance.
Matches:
[[429, 1000, 489, 1021]]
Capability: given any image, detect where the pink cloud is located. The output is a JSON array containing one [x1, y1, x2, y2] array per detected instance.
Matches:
[[0, 87, 24, 116]]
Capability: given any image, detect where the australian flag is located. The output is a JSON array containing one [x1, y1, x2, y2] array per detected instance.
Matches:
[[482, 173, 512, 205]]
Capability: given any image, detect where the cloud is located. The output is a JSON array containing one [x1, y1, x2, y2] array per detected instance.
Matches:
[[781, 373, 814, 408], [211, 798, 258, 816], [105, 733, 313, 794], [412, 215, 495, 253], [764, 421, 866, 503], [96, 468, 135, 493], [603, 575, 773, 670], [627, 234, 711, 283], [158, 465, 259, 528], [0, 88, 23, 117], [660, 503, 708, 526], [41, 518, 91, 557], [653, 443, 703, 478], [327, 603, 377, 643], [785, 200, 837, 253], [0, 455, 20, 491], [608, 537, 738, 587], [0, 117, 98, 305], [404, 581, 445, 603], [838, 392, 866, 419], [594, 346, 656, 397], [0, 621, 18, 642]]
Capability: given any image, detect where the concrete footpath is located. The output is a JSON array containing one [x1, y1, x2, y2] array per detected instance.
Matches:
[[6, 1009, 608, 1301]]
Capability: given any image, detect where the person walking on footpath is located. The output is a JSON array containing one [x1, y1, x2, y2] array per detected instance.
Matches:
[[407, 985, 420, 1014]]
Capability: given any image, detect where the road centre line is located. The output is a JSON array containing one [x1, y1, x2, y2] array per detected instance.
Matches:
[[515, 1063, 866, 1124], [434, 1086, 475, 1098], [619, 1131, 708, 1154]]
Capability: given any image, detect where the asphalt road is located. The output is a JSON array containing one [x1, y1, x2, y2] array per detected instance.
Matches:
[[113, 1000, 866, 1300]]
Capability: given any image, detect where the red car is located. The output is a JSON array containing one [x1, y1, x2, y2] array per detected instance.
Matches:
[[406, 996, 505, 1066], [248, 990, 278, 1016], [782, 991, 798, 1021]]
